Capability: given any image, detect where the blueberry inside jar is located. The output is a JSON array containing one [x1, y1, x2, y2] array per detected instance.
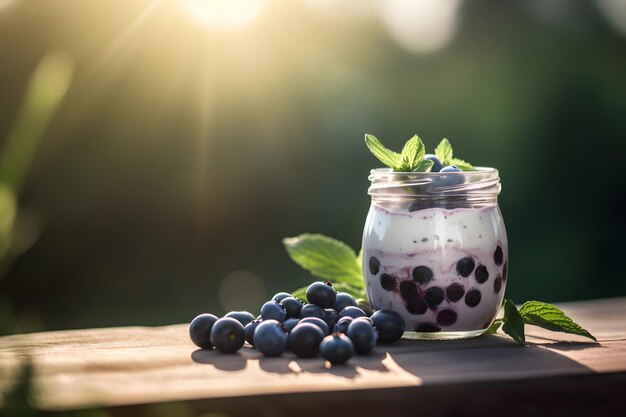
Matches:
[[362, 167, 508, 340]]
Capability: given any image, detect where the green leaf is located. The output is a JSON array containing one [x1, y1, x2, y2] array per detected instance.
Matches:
[[364, 134, 404, 171], [450, 157, 475, 171], [413, 159, 434, 172], [485, 319, 502, 334], [400, 135, 425, 170], [434, 138, 453, 166], [283, 234, 363, 287], [502, 299, 525, 344], [519, 301, 596, 342]]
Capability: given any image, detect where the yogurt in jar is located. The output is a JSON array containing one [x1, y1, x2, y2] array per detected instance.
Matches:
[[362, 168, 507, 339]]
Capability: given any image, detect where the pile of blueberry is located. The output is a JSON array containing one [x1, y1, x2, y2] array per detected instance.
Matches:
[[189, 281, 405, 364], [424, 154, 460, 173]]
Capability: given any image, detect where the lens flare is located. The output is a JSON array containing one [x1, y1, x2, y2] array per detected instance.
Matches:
[[181, 0, 266, 30]]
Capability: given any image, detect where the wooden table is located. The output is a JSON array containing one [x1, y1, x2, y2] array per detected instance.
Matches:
[[1, 298, 625, 416]]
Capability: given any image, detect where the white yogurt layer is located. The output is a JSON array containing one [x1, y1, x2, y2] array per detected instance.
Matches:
[[362, 204, 508, 332]]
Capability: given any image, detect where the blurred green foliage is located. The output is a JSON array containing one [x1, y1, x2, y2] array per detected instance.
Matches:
[[0, 0, 624, 332]]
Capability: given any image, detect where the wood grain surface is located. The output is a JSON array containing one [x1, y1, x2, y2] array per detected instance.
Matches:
[[0, 297, 625, 415]]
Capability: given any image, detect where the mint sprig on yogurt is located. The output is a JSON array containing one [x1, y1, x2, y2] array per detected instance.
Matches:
[[365, 134, 475, 172]]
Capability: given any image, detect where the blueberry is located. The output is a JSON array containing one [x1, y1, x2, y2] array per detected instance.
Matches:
[[380, 273, 396, 291], [436, 166, 464, 187], [334, 292, 357, 312], [502, 262, 508, 282], [288, 323, 325, 358], [494, 246, 504, 266], [333, 316, 353, 334], [253, 320, 288, 357], [339, 306, 367, 319], [189, 313, 218, 349], [272, 292, 292, 303], [357, 299, 374, 316], [279, 297, 303, 318], [324, 309, 339, 330], [406, 299, 428, 315], [260, 301, 287, 322], [416, 323, 441, 332], [474, 265, 489, 284], [282, 318, 300, 333], [244, 319, 262, 346], [306, 281, 337, 309], [446, 283, 465, 302], [456, 257, 475, 277], [465, 288, 482, 307], [440, 165, 461, 172], [412, 266, 433, 285], [209, 317, 245, 353], [369, 256, 381, 275], [225, 311, 256, 326], [494, 274, 503, 293], [399, 280, 418, 300], [437, 309, 457, 327], [320, 333, 354, 364], [424, 154, 443, 172], [299, 303, 326, 319], [371, 310, 405, 343], [346, 319, 377, 355], [424, 286, 444, 307], [299, 317, 330, 335]]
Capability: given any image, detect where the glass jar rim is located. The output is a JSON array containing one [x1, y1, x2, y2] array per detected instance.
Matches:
[[368, 166, 499, 179]]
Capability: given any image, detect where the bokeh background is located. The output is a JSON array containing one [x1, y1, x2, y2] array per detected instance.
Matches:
[[0, 0, 625, 334]]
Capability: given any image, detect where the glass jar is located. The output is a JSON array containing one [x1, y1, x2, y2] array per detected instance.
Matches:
[[362, 168, 508, 340]]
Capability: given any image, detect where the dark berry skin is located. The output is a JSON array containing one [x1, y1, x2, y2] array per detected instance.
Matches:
[[209, 317, 245, 353], [225, 311, 255, 327], [339, 306, 367, 319], [399, 280, 418, 300], [424, 287, 445, 307], [306, 281, 337, 309], [346, 319, 377, 355], [282, 318, 300, 333], [474, 265, 489, 284], [494, 246, 504, 266], [494, 274, 503, 293], [437, 166, 464, 187], [456, 257, 476, 277], [371, 310, 405, 343], [465, 288, 482, 307], [446, 283, 465, 302], [424, 154, 443, 172], [299, 303, 326, 319], [189, 313, 219, 349], [437, 309, 458, 327], [412, 266, 433, 285], [320, 333, 354, 364], [279, 297, 303, 318], [253, 320, 288, 357], [324, 309, 339, 330], [416, 323, 441, 332], [261, 301, 287, 322], [244, 319, 262, 346], [369, 256, 381, 275], [334, 316, 353, 334], [288, 323, 325, 358], [357, 299, 374, 316], [440, 165, 461, 173], [334, 292, 357, 312], [299, 317, 330, 335], [272, 292, 292, 303], [380, 274, 396, 291]]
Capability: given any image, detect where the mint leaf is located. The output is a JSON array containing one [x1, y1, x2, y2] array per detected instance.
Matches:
[[434, 138, 453, 166], [400, 135, 426, 170], [283, 234, 363, 288], [485, 319, 502, 334], [502, 299, 525, 344], [450, 157, 475, 171], [414, 159, 434, 172], [519, 301, 596, 342], [364, 134, 404, 171]]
